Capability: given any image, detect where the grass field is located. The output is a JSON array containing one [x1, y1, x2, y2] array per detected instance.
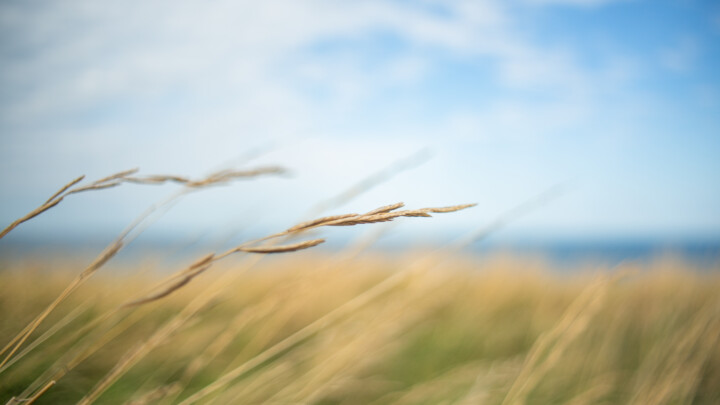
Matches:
[[1, 169, 719, 404], [1, 252, 719, 404]]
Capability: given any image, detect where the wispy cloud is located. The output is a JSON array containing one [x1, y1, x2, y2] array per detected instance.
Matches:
[[1, 0, 718, 240]]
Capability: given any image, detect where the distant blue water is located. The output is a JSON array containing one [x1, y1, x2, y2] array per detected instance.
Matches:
[[1, 236, 719, 270], [471, 240, 720, 268]]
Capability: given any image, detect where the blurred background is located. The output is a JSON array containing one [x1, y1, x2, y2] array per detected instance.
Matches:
[[1, 0, 719, 264]]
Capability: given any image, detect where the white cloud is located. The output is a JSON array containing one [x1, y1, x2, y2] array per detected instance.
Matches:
[[0, 0, 604, 127], [0, 0, 618, 144], [2, 0, 685, 238]]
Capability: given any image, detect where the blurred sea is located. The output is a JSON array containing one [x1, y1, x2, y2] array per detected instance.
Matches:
[[472, 240, 720, 269], [1, 236, 719, 270]]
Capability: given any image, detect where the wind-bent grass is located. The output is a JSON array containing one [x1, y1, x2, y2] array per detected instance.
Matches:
[[65, 202, 474, 404], [1, 254, 719, 404], [2, 164, 718, 405], [1, 166, 477, 404], [0, 167, 285, 242], [0, 167, 285, 378]]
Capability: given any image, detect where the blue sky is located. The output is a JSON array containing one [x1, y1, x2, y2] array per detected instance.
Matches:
[[0, 0, 719, 246]]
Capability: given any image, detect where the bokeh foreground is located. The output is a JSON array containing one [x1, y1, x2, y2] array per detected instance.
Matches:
[[1, 252, 719, 404]]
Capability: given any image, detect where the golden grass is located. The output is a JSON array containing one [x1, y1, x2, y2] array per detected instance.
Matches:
[[0, 166, 286, 374], [1, 254, 718, 404], [0, 167, 285, 241], [1, 166, 479, 404], [1, 166, 718, 405]]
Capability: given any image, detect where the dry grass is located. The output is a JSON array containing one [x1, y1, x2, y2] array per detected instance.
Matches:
[[0, 167, 284, 241], [1, 167, 719, 405], [0, 254, 718, 404], [0, 166, 478, 404], [0, 166, 286, 375]]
